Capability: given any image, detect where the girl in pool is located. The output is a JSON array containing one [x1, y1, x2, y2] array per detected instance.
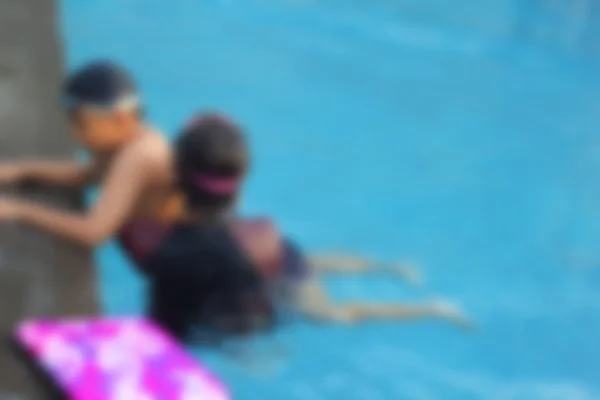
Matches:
[[0, 60, 184, 266], [146, 113, 472, 342], [0, 59, 425, 293]]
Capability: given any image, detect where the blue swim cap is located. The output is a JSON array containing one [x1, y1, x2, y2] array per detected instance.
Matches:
[[62, 61, 139, 112]]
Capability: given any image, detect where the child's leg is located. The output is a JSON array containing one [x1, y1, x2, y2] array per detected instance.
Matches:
[[309, 254, 423, 285], [344, 301, 473, 330], [295, 280, 472, 330]]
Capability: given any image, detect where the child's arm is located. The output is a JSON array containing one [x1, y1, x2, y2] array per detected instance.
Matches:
[[0, 160, 98, 187], [0, 139, 165, 247]]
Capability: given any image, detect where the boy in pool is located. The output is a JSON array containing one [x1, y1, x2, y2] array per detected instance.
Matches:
[[147, 113, 472, 342], [0, 60, 183, 267]]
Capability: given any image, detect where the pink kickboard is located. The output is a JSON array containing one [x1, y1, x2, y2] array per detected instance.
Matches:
[[14, 317, 230, 400]]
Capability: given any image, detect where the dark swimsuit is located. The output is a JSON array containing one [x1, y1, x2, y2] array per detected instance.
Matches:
[[118, 220, 171, 273], [278, 238, 311, 282], [118, 219, 311, 289]]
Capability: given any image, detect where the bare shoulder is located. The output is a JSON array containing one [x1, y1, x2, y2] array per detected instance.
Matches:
[[119, 126, 172, 171], [130, 127, 170, 157]]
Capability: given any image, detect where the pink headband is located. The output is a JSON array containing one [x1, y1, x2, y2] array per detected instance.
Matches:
[[193, 173, 241, 195]]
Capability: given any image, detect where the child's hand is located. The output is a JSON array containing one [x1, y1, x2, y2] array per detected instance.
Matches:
[[0, 164, 24, 185], [0, 197, 23, 220]]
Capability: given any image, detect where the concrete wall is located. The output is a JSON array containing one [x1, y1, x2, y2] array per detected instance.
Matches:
[[0, 0, 98, 397]]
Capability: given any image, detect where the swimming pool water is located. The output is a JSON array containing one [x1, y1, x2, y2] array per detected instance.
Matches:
[[62, 0, 600, 398]]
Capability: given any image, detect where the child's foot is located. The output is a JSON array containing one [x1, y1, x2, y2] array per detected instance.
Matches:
[[430, 300, 474, 331]]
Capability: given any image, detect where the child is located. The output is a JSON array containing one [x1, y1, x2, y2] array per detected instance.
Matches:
[[147, 113, 472, 343], [0, 61, 183, 269]]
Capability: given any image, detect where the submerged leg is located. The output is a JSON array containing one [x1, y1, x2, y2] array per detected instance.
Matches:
[[296, 281, 473, 330], [341, 301, 473, 330], [309, 254, 423, 285]]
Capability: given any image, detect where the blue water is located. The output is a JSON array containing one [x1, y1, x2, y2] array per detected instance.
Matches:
[[62, 0, 600, 398]]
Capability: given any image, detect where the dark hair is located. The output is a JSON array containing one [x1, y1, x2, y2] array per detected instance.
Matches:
[[63, 61, 139, 112], [147, 221, 277, 343], [175, 113, 248, 213]]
